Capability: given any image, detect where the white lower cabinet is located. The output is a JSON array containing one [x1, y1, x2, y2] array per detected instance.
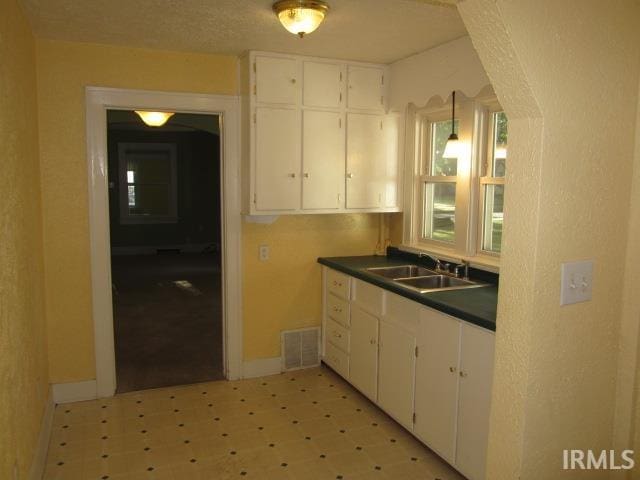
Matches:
[[378, 320, 416, 430], [349, 305, 379, 401], [321, 267, 494, 480], [455, 321, 495, 480], [414, 309, 461, 464]]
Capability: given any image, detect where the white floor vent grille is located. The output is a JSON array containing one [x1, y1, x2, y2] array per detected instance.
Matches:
[[281, 327, 320, 371]]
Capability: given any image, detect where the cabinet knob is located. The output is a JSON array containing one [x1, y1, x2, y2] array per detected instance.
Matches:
[[333, 331, 342, 338], [449, 366, 457, 373], [303, 173, 310, 178], [288, 173, 296, 178], [346, 173, 354, 179], [459, 371, 467, 378], [370, 339, 376, 345], [291, 78, 297, 84]]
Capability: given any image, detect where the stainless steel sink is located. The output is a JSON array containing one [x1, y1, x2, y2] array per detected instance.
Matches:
[[396, 275, 486, 293], [366, 265, 436, 279]]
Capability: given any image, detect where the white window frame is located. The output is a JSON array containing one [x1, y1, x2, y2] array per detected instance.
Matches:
[[117, 142, 178, 224], [402, 95, 503, 269], [478, 103, 506, 256]]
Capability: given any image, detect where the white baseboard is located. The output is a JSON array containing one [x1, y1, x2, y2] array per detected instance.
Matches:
[[242, 357, 282, 379], [52, 380, 97, 404], [29, 387, 54, 480]]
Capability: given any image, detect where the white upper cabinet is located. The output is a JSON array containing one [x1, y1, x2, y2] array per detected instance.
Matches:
[[242, 51, 399, 215], [456, 324, 495, 480], [347, 65, 384, 110], [302, 110, 344, 210], [255, 56, 299, 105], [346, 112, 385, 208], [255, 107, 300, 211], [303, 61, 343, 108]]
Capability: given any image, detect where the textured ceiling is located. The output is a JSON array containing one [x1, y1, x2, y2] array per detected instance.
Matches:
[[20, 0, 467, 63]]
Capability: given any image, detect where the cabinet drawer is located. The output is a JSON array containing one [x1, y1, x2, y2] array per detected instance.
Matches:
[[327, 293, 349, 327], [326, 317, 349, 353], [352, 279, 383, 316], [324, 341, 349, 379], [326, 269, 350, 299]]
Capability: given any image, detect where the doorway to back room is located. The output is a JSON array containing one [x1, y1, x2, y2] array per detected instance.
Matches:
[[106, 109, 223, 393]]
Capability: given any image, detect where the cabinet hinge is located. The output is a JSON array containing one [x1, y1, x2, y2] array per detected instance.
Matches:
[[415, 346, 419, 357], [340, 71, 343, 81], [253, 112, 256, 123], [254, 193, 257, 203], [253, 62, 256, 73], [381, 74, 384, 85], [339, 117, 342, 128], [380, 96, 384, 106], [253, 84, 257, 95], [339, 92, 342, 103], [412, 412, 416, 424]]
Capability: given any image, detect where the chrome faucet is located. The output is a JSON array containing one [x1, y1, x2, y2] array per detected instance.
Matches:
[[454, 260, 470, 280], [418, 253, 448, 274]]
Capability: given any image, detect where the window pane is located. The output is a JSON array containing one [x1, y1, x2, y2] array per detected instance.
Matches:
[[492, 112, 507, 177], [127, 184, 171, 216], [482, 184, 504, 253], [430, 120, 459, 176], [127, 152, 172, 184], [423, 182, 456, 243]]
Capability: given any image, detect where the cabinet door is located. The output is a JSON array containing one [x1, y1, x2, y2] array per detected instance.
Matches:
[[255, 56, 299, 105], [302, 110, 344, 210], [378, 320, 416, 429], [347, 65, 383, 110], [382, 114, 400, 208], [456, 324, 495, 480], [414, 308, 461, 464], [349, 305, 379, 401], [255, 107, 300, 211], [303, 61, 343, 108], [346, 113, 385, 209]]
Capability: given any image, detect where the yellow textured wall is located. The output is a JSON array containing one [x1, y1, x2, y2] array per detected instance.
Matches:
[[0, 0, 50, 477], [458, 1, 640, 478], [243, 215, 380, 360], [36, 40, 237, 382]]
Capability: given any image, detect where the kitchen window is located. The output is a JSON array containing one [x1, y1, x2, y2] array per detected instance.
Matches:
[[407, 97, 507, 263]]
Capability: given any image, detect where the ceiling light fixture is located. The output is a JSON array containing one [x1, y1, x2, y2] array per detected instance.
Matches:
[[273, 0, 329, 38], [442, 90, 460, 159], [135, 111, 175, 127]]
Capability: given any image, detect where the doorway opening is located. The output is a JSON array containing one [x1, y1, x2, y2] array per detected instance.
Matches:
[[106, 110, 223, 393]]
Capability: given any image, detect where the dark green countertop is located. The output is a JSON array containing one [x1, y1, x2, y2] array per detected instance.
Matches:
[[318, 255, 497, 331]]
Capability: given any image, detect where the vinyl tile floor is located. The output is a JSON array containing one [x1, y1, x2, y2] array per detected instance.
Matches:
[[44, 366, 466, 480]]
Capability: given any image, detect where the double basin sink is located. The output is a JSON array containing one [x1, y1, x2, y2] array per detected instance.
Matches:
[[365, 265, 486, 293]]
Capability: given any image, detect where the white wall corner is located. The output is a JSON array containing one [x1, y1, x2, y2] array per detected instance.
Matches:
[[28, 387, 55, 480], [52, 380, 98, 404], [243, 357, 282, 379]]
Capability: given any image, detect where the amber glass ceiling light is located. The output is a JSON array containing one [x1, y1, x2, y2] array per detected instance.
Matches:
[[442, 90, 461, 159], [135, 111, 175, 127], [273, 0, 329, 38]]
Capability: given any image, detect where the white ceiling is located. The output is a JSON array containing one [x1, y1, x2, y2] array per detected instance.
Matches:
[[20, 0, 467, 64]]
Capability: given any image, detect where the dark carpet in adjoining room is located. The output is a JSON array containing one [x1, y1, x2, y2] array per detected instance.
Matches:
[[111, 253, 223, 393]]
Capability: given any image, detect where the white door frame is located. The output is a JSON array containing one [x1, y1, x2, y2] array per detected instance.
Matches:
[[86, 87, 243, 397]]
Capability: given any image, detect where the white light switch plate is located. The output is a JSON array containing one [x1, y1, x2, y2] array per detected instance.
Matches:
[[259, 245, 269, 262], [560, 260, 593, 305]]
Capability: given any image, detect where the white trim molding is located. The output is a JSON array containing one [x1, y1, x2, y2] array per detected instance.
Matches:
[[243, 357, 282, 379], [52, 380, 97, 404], [28, 388, 55, 480], [85, 87, 243, 396]]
